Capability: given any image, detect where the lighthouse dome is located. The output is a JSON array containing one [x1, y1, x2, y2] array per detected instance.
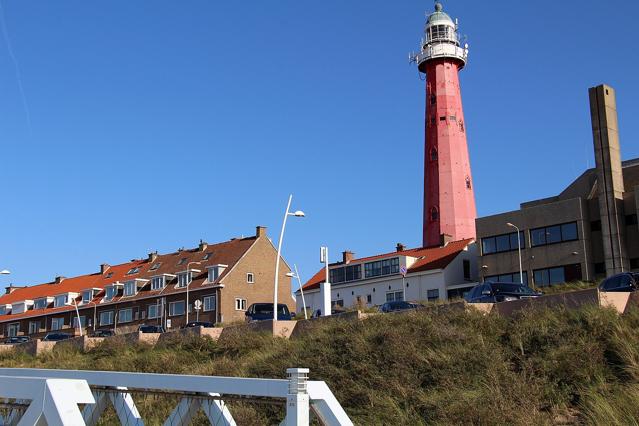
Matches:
[[427, 2, 454, 26]]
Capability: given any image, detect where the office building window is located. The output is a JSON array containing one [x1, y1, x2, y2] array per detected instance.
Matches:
[[427, 289, 439, 301], [533, 264, 582, 287], [485, 272, 529, 285], [99, 311, 114, 326], [531, 222, 578, 247], [386, 291, 404, 302], [330, 264, 362, 284], [481, 231, 525, 255], [364, 258, 400, 279]]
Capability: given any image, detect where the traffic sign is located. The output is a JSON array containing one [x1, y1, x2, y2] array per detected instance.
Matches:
[[400, 266, 407, 277], [194, 299, 202, 311]]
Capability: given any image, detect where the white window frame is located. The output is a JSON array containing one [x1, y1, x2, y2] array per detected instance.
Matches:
[[235, 298, 247, 311], [34, 298, 48, 310], [151, 276, 165, 290], [28, 321, 39, 335], [51, 317, 65, 331], [177, 272, 192, 288], [148, 304, 160, 319], [82, 290, 93, 304], [104, 286, 117, 302], [169, 301, 185, 317], [53, 294, 68, 308], [72, 316, 86, 329], [99, 311, 114, 326], [203, 295, 216, 312], [123, 281, 137, 297], [7, 323, 19, 337], [118, 308, 133, 323], [246, 273, 254, 284]]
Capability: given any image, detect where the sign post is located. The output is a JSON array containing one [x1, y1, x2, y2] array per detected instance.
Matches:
[[194, 299, 202, 322], [400, 266, 407, 301]]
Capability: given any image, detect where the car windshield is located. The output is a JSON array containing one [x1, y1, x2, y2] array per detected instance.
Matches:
[[491, 283, 534, 294], [253, 304, 288, 315]]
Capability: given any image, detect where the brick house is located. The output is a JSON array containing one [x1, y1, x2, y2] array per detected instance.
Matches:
[[0, 226, 292, 338]]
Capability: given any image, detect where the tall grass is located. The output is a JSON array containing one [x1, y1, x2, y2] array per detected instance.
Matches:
[[2, 305, 639, 424]]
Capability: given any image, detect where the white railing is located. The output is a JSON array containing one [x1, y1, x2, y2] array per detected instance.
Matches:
[[0, 368, 353, 426]]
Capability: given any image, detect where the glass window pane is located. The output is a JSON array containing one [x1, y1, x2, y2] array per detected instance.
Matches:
[[546, 226, 562, 244], [531, 229, 546, 246], [495, 235, 510, 252], [482, 237, 496, 254], [561, 223, 578, 241], [534, 270, 549, 286], [549, 267, 565, 284]]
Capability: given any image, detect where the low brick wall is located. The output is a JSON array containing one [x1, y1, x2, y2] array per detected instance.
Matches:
[[18, 340, 57, 356], [158, 326, 224, 343], [57, 335, 106, 352], [220, 320, 298, 340], [0, 344, 15, 353], [122, 331, 162, 346]]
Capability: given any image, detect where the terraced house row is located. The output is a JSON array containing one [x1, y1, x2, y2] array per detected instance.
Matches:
[[0, 226, 292, 338]]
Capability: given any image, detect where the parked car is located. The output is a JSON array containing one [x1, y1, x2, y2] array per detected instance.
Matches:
[[42, 333, 73, 342], [245, 303, 292, 322], [598, 272, 639, 292], [138, 324, 165, 333], [90, 329, 115, 338], [379, 301, 424, 313], [464, 282, 542, 303], [4, 336, 30, 344], [310, 307, 346, 318], [182, 321, 214, 329]]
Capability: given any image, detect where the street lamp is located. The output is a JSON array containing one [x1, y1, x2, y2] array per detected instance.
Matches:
[[287, 265, 308, 320], [66, 298, 83, 337], [185, 261, 201, 324], [507, 222, 524, 285], [274, 194, 305, 323], [0, 270, 10, 275]]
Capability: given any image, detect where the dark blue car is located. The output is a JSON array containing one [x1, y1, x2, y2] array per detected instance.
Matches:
[[465, 282, 541, 303], [245, 303, 292, 322]]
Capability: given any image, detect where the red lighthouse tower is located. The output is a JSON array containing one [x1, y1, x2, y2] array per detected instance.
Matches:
[[414, 2, 477, 247]]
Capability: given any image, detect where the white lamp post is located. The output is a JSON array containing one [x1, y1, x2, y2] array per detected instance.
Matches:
[[507, 222, 524, 285], [274, 194, 304, 323], [185, 261, 202, 324], [287, 265, 308, 320], [67, 298, 83, 337]]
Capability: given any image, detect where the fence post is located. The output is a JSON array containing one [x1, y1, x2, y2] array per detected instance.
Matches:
[[285, 368, 310, 426]]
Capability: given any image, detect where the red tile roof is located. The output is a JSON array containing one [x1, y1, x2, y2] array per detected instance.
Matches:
[[299, 239, 474, 292], [0, 236, 257, 322]]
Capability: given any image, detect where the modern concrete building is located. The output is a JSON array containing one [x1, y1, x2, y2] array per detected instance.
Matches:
[[296, 239, 478, 313], [476, 84, 639, 287], [0, 226, 292, 338]]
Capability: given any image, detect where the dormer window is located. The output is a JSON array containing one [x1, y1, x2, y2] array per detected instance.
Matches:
[[149, 263, 162, 271], [104, 283, 123, 302], [177, 272, 192, 288], [124, 281, 137, 297], [0, 304, 12, 315], [34, 297, 53, 310], [177, 258, 187, 266], [203, 253, 212, 261], [152, 276, 165, 290], [82, 290, 92, 304], [105, 272, 114, 279], [126, 267, 140, 275], [54, 294, 69, 308], [207, 264, 227, 283]]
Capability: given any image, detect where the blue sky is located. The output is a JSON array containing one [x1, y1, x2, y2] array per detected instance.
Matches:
[[0, 0, 637, 289]]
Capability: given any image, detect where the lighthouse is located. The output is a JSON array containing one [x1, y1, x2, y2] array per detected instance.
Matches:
[[414, 2, 477, 247]]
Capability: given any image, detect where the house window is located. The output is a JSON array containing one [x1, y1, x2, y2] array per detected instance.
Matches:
[[246, 273, 254, 284], [51, 317, 65, 331], [463, 259, 471, 280], [151, 276, 165, 290], [169, 301, 185, 317], [123, 281, 137, 297], [367, 294, 372, 304], [118, 308, 133, 323], [208, 266, 224, 283], [427, 289, 440, 301], [148, 304, 160, 319], [72, 316, 86, 328], [235, 298, 247, 311], [105, 286, 118, 301], [7, 323, 19, 337], [329, 264, 362, 284], [34, 298, 48, 310], [28, 321, 39, 335], [203, 295, 216, 312], [99, 311, 114, 326], [386, 291, 404, 302], [177, 272, 192, 288], [126, 267, 140, 275], [0, 307, 7, 316], [331, 300, 344, 308], [53, 294, 68, 308], [177, 258, 187, 266], [364, 258, 400, 278], [203, 253, 212, 261], [149, 262, 162, 271], [82, 290, 93, 304]]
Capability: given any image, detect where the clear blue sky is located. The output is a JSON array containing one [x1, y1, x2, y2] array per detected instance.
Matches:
[[0, 0, 637, 289]]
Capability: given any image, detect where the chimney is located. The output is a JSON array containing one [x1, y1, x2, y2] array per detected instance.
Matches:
[[342, 251, 354, 264], [5, 285, 24, 295], [148, 251, 158, 262], [198, 240, 208, 252], [439, 234, 453, 247], [396, 243, 406, 252], [54, 276, 66, 284], [100, 263, 111, 274], [256, 226, 267, 238]]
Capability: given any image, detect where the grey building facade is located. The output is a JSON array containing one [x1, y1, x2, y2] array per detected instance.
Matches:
[[476, 85, 639, 287]]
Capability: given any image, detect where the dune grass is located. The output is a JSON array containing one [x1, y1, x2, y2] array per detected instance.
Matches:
[[2, 304, 639, 424]]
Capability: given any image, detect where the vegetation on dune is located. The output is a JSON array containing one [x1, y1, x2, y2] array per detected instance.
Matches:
[[1, 304, 639, 424]]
